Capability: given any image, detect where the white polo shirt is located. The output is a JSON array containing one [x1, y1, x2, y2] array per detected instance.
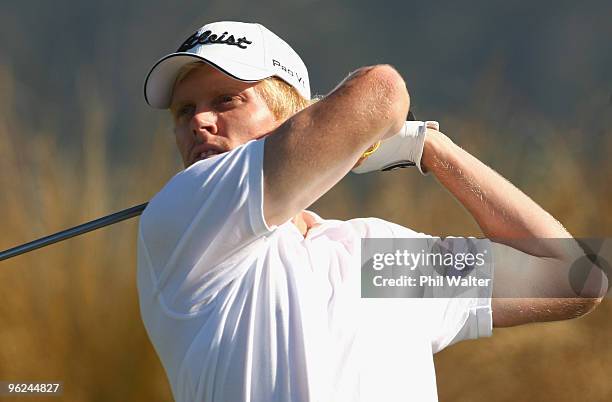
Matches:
[[137, 139, 493, 402]]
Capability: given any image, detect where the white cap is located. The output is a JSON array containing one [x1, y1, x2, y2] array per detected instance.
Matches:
[[144, 21, 310, 109]]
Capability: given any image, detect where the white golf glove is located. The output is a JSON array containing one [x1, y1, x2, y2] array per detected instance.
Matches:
[[352, 120, 439, 175]]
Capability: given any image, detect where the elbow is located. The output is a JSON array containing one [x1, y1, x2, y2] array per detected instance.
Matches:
[[554, 261, 607, 320], [556, 297, 604, 322], [574, 296, 604, 318], [356, 64, 410, 135], [373, 65, 410, 131]]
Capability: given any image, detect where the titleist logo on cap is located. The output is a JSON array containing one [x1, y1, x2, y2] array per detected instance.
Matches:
[[177, 30, 253, 52]]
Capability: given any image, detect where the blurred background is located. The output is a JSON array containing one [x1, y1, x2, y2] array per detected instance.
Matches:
[[1, 0, 611, 401]]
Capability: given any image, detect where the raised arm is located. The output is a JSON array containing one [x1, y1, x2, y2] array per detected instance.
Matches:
[[421, 130, 607, 327], [263, 65, 409, 226]]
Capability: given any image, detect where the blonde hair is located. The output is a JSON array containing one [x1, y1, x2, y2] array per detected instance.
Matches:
[[172, 61, 313, 121]]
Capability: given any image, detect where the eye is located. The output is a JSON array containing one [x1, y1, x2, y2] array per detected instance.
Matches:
[[174, 104, 195, 120], [215, 94, 241, 109]]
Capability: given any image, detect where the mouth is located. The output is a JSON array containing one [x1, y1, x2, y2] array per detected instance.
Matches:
[[190, 145, 225, 165]]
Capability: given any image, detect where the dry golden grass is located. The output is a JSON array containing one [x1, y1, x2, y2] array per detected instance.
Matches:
[[1, 63, 611, 401], [0, 65, 179, 401]]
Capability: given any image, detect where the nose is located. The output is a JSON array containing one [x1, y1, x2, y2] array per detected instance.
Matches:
[[190, 109, 218, 143]]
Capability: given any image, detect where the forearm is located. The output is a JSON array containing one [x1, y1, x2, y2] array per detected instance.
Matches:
[[421, 130, 573, 257], [264, 65, 409, 226], [416, 130, 607, 326]]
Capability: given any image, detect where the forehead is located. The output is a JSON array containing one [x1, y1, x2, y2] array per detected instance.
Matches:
[[170, 64, 256, 103]]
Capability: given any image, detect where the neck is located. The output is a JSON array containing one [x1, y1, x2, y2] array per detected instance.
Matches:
[[291, 211, 318, 237]]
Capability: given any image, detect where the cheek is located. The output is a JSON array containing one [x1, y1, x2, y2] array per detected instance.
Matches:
[[174, 127, 192, 157], [218, 115, 254, 143], [247, 102, 278, 133]]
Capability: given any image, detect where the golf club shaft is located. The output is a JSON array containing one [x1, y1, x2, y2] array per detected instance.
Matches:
[[0, 202, 148, 262]]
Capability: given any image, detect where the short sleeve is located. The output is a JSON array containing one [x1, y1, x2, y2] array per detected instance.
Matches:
[[353, 218, 494, 353], [438, 296, 492, 350], [138, 139, 273, 314], [425, 237, 494, 353]]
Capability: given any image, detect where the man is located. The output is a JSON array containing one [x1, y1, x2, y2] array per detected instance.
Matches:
[[137, 21, 606, 402]]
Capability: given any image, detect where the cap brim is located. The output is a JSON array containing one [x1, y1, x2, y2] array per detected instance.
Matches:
[[144, 53, 272, 109]]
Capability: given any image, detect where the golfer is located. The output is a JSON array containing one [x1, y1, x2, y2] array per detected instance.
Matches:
[[137, 21, 605, 402]]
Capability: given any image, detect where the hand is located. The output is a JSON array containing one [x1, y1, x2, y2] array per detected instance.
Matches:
[[352, 120, 439, 174]]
